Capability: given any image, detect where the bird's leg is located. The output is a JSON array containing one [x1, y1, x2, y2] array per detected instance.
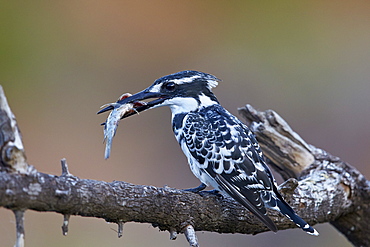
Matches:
[[184, 183, 207, 193]]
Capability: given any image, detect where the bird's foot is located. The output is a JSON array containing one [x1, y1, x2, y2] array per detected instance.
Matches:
[[198, 189, 223, 199], [184, 184, 223, 199], [183, 183, 207, 193]]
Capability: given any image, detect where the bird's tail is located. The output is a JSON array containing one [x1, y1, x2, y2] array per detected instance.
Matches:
[[276, 199, 319, 236]]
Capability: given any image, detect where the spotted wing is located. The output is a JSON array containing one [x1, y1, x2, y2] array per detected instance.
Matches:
[[182, 105, 278, 232]]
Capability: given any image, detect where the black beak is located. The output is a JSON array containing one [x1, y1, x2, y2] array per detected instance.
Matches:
[[97, 89, 166, 118]]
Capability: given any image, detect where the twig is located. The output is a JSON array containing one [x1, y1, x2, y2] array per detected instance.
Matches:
[[60, 158, 72, 176], [0, 85, 28, 174], [184, 225, 199, 247], [61, 214, 70, 236], [117, 221, 124, 238], [13, 210, 25, 247], [169, 228, 177, 240]]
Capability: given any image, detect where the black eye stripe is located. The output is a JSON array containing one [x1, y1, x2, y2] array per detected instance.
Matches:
[[163, 81, 176, 91]]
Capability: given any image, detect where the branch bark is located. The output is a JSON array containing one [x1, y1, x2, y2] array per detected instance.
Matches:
[[238, 105, 370, 247], [0, 87, 369, 246]]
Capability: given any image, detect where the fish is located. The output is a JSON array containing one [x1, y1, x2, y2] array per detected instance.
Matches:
[[99, 93, 146, 159]]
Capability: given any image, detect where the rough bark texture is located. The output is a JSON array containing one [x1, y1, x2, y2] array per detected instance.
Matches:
[[0, 87, 369, 246], [0, 86, 28, 174], [238, 105, 370, 247]]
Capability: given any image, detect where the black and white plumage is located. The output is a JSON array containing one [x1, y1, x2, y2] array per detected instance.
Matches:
[[98, 70, 319, 236]]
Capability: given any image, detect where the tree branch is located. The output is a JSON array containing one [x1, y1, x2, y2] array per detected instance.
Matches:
[[238, 105, 370, 247], [0, 87, 369, 246]]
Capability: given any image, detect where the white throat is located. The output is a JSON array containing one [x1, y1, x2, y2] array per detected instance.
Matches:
[[166, 93, 218, 118], [168, 97, 199, 117]]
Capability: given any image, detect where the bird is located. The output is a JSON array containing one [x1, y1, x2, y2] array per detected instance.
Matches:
[[97, 70, 319, 235]]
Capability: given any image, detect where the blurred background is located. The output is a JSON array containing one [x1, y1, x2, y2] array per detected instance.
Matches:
[[1, 1, 369, 246]]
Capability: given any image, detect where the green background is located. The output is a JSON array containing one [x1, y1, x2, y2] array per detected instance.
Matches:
[[1, 1, 369, 246]]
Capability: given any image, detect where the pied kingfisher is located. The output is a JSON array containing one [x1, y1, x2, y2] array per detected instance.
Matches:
[[98, 70, 318, 235]]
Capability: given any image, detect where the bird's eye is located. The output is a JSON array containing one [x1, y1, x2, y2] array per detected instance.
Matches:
[[164, 82, 176, 91]]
